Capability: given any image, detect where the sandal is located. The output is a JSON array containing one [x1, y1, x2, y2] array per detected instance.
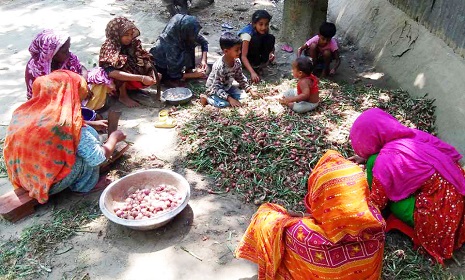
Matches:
[[75, 174, 113, 196], [154, 118, 177, 128], [155, 110, 177, 128], [221, 23, 234, 30], [89, 175, 113, 193], [281, 44, 294, 53]]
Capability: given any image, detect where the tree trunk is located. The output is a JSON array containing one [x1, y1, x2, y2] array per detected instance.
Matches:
[[281, 0, 329, 50]]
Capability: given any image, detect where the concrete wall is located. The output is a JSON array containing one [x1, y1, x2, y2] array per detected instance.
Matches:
[[328, 0, 465, 155], [387, 0, 465, 57]]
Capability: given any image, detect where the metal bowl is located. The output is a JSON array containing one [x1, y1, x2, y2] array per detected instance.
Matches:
[[99, 169, 190, 231], [161, 87, 193, 105]]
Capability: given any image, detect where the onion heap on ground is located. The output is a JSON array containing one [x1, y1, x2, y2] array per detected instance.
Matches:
[[176, 80, 436, 210]]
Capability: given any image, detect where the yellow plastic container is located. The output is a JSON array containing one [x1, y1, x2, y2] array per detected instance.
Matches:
[[155, 110, 177, 128], [158, 110, 169, 122]]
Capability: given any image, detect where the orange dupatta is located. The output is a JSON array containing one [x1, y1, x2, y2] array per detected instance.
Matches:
[[305, 150, 385, 243], [236, 150, 385, 280], [3, 70, 87, 203]]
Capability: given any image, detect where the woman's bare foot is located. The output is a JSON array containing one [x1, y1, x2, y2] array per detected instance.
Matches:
[[90, 175, 112, 193], [75, 175, 113, 195], [118, 83, 140, 107], [119, 95, 140, 107]]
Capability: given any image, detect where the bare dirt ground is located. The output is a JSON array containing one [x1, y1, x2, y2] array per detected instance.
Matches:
[[0, 0, 408, 279]]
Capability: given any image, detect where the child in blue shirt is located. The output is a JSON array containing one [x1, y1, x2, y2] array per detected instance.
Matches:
[[238, 10, 275, 83]]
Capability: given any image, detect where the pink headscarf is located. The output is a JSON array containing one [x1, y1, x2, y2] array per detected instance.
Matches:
[[25, 29, 82, 99], [350, 108, 465, 201]]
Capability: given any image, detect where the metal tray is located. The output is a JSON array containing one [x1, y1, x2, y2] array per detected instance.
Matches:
[[161, 87, 193, 105]]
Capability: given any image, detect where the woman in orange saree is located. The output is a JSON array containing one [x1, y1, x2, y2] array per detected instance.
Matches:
[[3, 70, 126, 204], [236, 150, 385, 280]]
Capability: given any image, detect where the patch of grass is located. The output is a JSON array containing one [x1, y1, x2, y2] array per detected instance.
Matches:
[[383, 232, 459, 280], [0, 200, 100, 279], [176, 80, 436, 208], [0, 138, 7, 178], [187, 81, 207, 98]]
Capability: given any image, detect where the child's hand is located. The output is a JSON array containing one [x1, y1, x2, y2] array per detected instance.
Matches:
[[191, 70, 207, 79], [249, 89, 262, 99], [93, 120, 108, 132], [250, 72, 260, 83], [86, 120, 108, 133], [229, 98, 241, 108], [197, 60, 208, 72], [195, 66, 206, 75], [142, 75, 156, 86]]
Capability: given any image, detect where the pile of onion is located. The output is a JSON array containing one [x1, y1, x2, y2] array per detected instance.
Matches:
[[114, 184, 182, 220]]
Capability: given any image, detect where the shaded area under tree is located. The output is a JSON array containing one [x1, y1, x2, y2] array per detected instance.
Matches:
[[281, 0, 328, 49]]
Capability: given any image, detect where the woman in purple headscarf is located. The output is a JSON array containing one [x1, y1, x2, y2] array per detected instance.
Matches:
[[25, 30, 111, 130], [25, 29, 85, 100], [349, 108, 465, 264]]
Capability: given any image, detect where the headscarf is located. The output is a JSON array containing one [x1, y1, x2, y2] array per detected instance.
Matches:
[[25, 29, 82, 99], [305, 150, 384, 243], [99, 16, 153, 75], [150, 14, 205, 80], [4, 70, 87, 204], [236, 150, 385, 280], [159, 14, 202, 50], [350, 108, 465, 201]]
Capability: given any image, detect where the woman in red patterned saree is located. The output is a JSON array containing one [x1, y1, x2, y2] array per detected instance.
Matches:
[[350, 108, 465, 264], [236, 150, 385, 280]]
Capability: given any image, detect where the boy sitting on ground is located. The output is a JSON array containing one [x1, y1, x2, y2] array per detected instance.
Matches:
[[279, 57, 319, 113], [297, 22, 341, 77], [201, 32, 259, 108]]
